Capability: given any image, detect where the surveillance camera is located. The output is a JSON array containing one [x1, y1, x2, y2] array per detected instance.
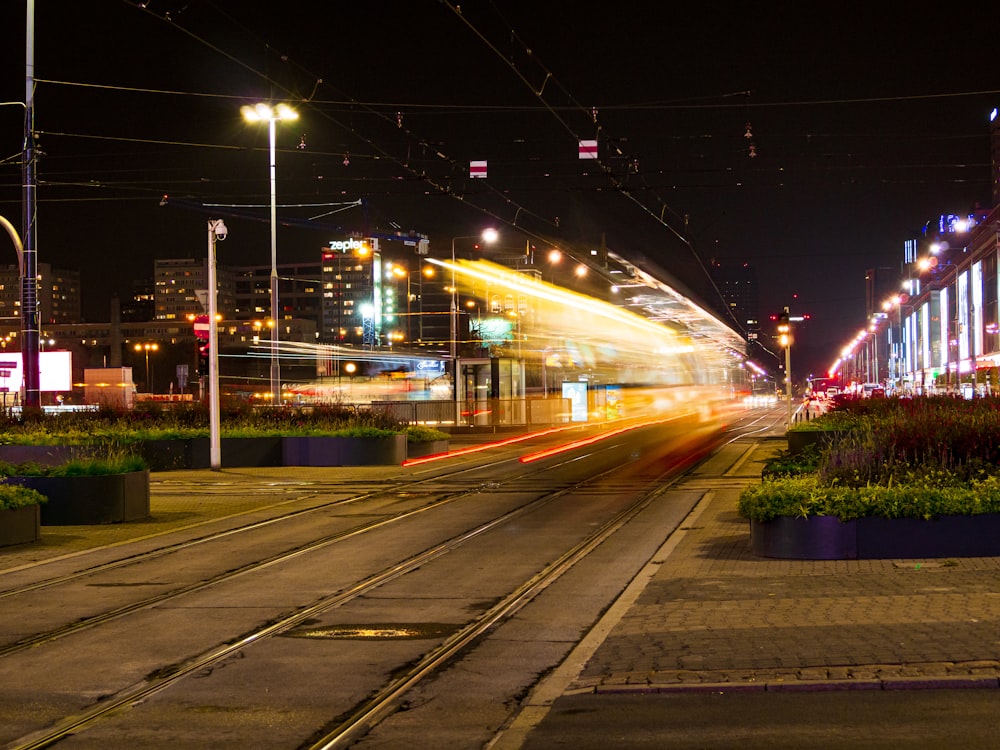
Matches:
[[214, 220, 228, 241]]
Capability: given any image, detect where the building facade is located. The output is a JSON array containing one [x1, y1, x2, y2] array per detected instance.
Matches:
[[842, 207, 1000, 395], [0, 262, 81, 326]]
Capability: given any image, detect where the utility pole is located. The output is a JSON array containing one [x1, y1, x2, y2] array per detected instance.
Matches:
[[22, 0, 40, 410]]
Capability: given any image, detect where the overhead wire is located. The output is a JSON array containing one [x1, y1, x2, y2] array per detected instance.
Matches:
[[439, 0, 744, 333]]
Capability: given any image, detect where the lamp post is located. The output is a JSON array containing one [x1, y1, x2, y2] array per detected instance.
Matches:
[[449, 229, 498, 410], [241, 103, 298, 406], [207, 219, 228, 471], [134, 343, 158, 393]]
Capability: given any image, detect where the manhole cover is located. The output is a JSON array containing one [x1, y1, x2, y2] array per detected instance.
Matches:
[[285, 622, 458, 640]]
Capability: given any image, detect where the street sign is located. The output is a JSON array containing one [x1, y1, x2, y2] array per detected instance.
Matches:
[[192, 314, 210, 340]]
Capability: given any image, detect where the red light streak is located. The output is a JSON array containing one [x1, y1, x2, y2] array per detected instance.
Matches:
[[518, 416, 686, 463], [400, 424, 586, 467]]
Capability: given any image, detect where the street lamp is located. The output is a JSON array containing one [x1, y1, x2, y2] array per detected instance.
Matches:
[[449, 229, 498, 408], [241, 102, 298, 406], [207, 219, 228, 471], [134, 342, 158, 393]]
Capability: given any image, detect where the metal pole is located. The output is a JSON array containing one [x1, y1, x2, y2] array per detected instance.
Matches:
[[785, 343, 792, 428], [268, 117, 280, 406], [450, 237, 458, 420], [21, 0, 39, 410], [208, 220, 226, 471]]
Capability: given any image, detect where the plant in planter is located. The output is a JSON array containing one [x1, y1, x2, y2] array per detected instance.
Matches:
[[403, 425, 450, 459], [0, 402, 422, 469], [0, 484, 46, 547], [281, 426, 408, 466], [742, 396, 1000, 559], [1, 455, 150, 526]]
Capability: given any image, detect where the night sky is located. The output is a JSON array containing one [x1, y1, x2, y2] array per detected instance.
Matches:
[[0, 1, 997, 378]]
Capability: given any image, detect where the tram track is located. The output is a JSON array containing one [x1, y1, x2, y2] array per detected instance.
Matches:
[[0, 409, 787, 750], [5, 419, 721, 750], [0, 431, 618, 655], [0, 428, 569, 600]]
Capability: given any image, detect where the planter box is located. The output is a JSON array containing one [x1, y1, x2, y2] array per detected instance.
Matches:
[[133, 439, 192, 471], [0, 504, 40, 546], [134, 437, 283, 469], [751, 513, 1000, 560], [8, 470, 151, 525], [0, 444, 99, 467], [282, 435, 406, 466], [406, 439, 450, 459], [189, 437, 283, 469]]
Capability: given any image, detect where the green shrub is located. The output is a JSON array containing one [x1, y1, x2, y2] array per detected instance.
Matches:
[[0, 454, 147, 477], [744, 396, 1000, 521], [738, 474, 1000, 522], [761, 445, 822, 478], [404, 425, 450, 443], [0, 483, 46, 510], [0, 404, 410, 445]]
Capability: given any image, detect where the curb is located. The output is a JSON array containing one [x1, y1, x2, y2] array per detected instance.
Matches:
[[590, 674, 1000, 694]]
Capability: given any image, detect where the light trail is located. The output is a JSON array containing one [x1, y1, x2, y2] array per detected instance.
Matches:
[[400, 424, 586, 466], [518, 415, 689, 463]]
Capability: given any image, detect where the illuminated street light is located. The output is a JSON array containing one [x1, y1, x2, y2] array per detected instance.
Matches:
[[133, 342, 158, 393], [241, 102, 298, 406]]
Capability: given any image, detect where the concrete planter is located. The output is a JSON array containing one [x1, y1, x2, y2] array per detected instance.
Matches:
[[8, 470, 151, 525], [751, 513, 1000, 559], [133, 439, 192, 471], [134, 437, 283, 469], [0, 504, 40, 546], [405, 439, 450, 459], [0, 444, 100, 467], [282, 435, 406, 466], [189, 437, 284, 469]]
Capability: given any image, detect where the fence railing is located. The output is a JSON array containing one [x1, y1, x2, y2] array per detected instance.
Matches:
[[371, 397, 573, 427]]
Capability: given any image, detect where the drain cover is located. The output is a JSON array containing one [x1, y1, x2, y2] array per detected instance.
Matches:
[[285, 622, 457, 640]]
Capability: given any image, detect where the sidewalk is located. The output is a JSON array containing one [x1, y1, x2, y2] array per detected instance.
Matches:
[[566, 436, 1000, 694]]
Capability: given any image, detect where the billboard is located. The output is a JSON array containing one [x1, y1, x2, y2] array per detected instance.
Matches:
[[0, 351, 73, 393]]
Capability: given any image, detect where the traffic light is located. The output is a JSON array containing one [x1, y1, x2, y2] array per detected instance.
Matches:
[[198, 341, 210, 376], [777, 307, 791, 347]]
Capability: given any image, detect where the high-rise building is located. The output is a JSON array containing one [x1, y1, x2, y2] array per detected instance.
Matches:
[[710, 260, 759, 346], [120, 279, 155, 322], [233, 261, 324, 327], [0, 262, 81, 326], [153, 258, 237, 321]]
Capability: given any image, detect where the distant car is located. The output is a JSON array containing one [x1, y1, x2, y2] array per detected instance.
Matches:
[[826, 387, 840, 397]]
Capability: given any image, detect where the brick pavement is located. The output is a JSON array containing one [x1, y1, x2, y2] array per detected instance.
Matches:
[[569, 438, 1000, 693]]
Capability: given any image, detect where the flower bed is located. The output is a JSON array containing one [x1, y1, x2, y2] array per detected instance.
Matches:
[[743, 396, 1000, 559]]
